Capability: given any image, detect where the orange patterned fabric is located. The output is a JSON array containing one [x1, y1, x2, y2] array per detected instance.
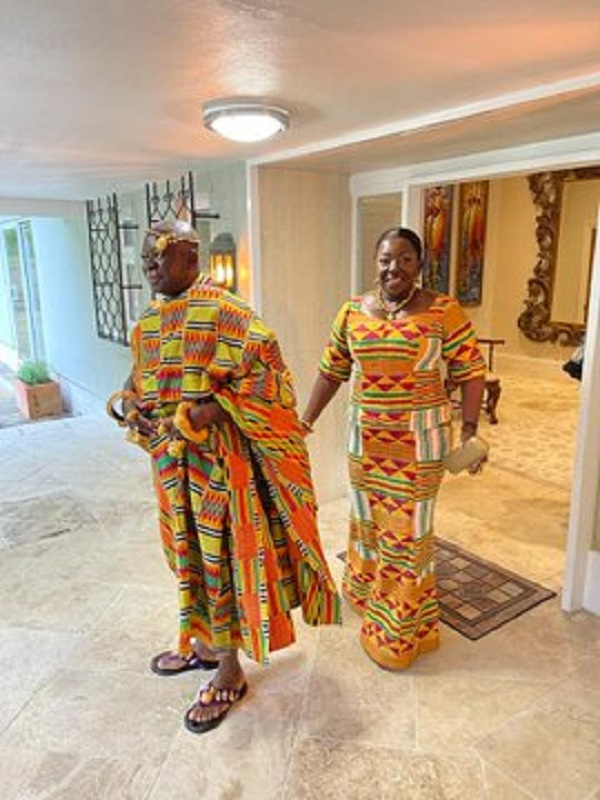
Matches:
[[128, 280, 341, 664], [320, 294, 485, 668]]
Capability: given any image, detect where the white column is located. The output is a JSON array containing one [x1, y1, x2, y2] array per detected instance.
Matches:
[[563, 206, 600, 613]]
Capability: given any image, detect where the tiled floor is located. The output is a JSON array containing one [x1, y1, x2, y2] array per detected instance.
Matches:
[[1, 363, 599, 799], [0, 364, 24, 429]]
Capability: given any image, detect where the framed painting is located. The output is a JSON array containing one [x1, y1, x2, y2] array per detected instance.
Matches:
[[456, 180, 489, 306], [422, 185, 453, 293]]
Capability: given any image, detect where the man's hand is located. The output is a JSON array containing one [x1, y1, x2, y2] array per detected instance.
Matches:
[[187, 401, 228, 431], [125, 398, 159, 437]]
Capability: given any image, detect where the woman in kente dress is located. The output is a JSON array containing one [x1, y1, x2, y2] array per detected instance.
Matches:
[[301, 227, 486, 670]]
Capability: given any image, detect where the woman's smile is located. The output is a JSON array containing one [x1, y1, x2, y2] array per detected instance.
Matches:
[[382, 272, 410, 296], [376, 237, 421, 298]]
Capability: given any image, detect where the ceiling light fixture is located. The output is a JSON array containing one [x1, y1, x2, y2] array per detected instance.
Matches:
[[202, 100, 290, 143]]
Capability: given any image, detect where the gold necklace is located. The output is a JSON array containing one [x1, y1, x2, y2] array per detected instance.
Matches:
[[376, 284, 417, 320]]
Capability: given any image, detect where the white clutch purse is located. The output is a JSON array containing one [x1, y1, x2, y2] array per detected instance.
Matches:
[[444, 436, 489, 474]]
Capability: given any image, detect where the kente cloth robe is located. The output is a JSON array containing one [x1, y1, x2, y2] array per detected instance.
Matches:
[[128, 279, 341, 664]]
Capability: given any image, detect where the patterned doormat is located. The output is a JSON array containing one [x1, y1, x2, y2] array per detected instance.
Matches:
[[337, 537, 556, 640]]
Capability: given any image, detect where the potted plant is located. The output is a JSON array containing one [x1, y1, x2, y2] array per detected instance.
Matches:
[[15, 360, 63, 420]]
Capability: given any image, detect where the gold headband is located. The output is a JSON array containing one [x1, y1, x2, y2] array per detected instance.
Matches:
[[144, 230, 199, 254]]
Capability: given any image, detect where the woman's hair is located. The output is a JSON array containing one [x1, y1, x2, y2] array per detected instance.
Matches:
[[374, 227, 423, 261]]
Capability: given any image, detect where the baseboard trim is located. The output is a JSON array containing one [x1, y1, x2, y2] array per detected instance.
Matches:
[[583, 550, 600, 616], [58, 377, 105, 416]]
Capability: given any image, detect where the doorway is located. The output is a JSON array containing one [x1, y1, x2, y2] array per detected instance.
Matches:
[[353, 174, 587, 609]]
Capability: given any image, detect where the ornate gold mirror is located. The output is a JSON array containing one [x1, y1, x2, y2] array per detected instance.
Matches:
[[518, 166, 600, 346]]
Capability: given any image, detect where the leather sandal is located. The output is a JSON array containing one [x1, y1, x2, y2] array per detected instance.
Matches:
[[150, 650, 219, 676], [183, 681, 248, 734]]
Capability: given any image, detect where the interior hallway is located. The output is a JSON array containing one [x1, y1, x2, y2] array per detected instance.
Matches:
[[0, 360, 599, 800]]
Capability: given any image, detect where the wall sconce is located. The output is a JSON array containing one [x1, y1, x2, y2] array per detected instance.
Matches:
[[209, 232, 236, 291]]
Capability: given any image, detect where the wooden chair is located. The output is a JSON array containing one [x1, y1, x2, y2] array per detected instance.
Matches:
[[446, 337, 505, 424], [477, 337, 505, 424]]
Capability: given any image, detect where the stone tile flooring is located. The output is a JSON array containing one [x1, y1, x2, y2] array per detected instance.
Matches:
[[0, 363, 25, 429], [1, 363, 599, 799]]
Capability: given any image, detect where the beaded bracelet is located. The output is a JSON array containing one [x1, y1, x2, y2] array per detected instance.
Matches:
[[125, 409, 141, 427], [125, 428, 151, 452], [173, 402, 209, 443], [106, 390, 137, 427]]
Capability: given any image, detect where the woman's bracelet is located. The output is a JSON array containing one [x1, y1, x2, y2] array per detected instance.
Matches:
[[300, 418, 314, 434]]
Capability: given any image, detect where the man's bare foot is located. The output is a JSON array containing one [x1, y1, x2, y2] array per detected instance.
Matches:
[[184, 651, 247, 731], [192, 639, 220, 662], [150, 640, 220, 675]]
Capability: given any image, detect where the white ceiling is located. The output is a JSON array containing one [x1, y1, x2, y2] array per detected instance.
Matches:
[[1, 0, 599, 201]]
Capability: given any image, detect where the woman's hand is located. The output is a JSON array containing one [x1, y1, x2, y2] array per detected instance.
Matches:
[[301, 373, 341, 436], [461, 421, 488, 474], [467, 455, 487, 475], [460, 420, 478, 445]]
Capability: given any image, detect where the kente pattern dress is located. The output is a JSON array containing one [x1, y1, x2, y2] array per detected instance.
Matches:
[[128, 279, 341, 665], [320, 294, 485, 669]]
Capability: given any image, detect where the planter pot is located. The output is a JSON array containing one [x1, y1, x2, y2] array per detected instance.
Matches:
[[15, 379, 63, 420]]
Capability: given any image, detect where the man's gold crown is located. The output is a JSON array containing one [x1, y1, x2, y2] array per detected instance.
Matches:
[[146, 231, 199, 254]]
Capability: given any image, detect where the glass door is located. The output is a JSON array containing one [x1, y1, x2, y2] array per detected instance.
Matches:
[[0, 221, 44, 363]]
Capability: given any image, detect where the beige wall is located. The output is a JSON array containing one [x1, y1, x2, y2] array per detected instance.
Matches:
[[194, 163, 250, 298], [358, 193, 403, 292], [482, 176, 537, 352], [554, 178, 600, 325], [258, 167, 352, 502], [595, 476, 600, 550]]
